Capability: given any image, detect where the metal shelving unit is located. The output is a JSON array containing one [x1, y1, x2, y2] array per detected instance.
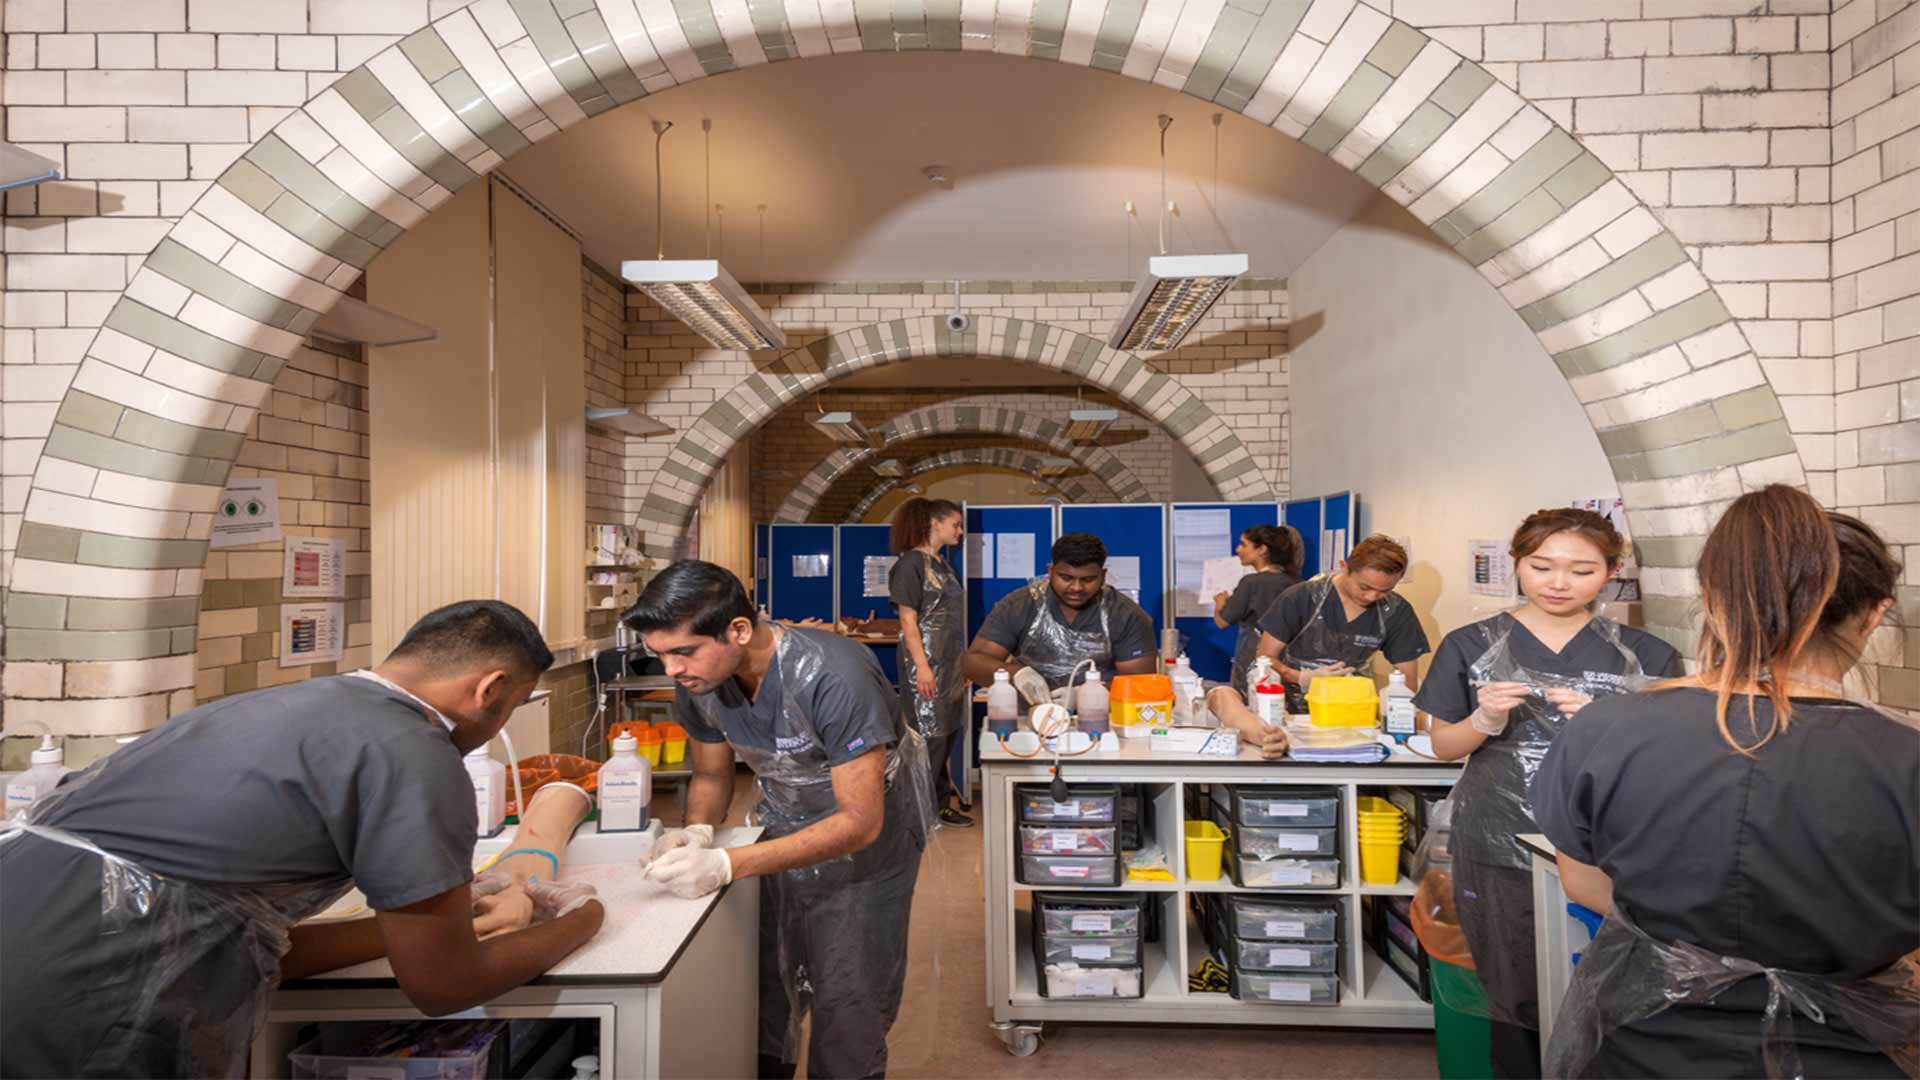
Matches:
[[981, 741, 1462, 1056]]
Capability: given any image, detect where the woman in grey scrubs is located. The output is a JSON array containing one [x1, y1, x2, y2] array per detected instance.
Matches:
[[889, 497, 971, 827], [1213, 523, 1302, 695]]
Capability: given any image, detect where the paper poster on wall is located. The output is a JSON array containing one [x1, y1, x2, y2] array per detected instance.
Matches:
[[996, 533, 1035, 580], [1319, 530, 1335, 574], [966, 533, 994, 579], [282, 536, 347, 598], [1330, 529, 1347, 564], [1107, 555, 1142, 592], [1468, 540, 1516, 598], [862, 555, 897, 598], [792, 554, 831, 578], [1200, 555, 1251, 601], [279, 602, 344, 668], [1172, 507, 1234, 618], [209, 477, 283, 549]]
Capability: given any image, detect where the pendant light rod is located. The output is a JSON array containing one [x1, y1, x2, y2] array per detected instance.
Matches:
[[1211, 112, 1222, 209], [1156, 114, 1172, 256], [702, 117, 712, 258], [652, 119, 673, 260]]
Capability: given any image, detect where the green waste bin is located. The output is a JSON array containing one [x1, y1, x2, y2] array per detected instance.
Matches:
[[1429, 959, 1492, 1080]]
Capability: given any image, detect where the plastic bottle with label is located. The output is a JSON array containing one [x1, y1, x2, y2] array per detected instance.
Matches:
[[1169, 654, 1202, 725], [464, 746, 507, 838], [4, 736, 71, 819], [1251, 657, 1287, 727], [1076, 670, 1110, 737], [1381, 669, 1418, 739], [598, 732, 652, 833], [986, 670, 1020, 738]]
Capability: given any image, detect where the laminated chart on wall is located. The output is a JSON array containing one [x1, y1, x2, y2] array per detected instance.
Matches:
[[863, 555, 897, 598], [1107, 555, 1142, 604], [1468, 539, 1516, 598], [1173, 507, 1234, 619], [282, 537, 346, 598], [1171, 501, 1280, 682], [792, 555, 830, 578], [996, 533, 1036, 580], [210, 477, 283, 549], [280, 603, 344, 668]]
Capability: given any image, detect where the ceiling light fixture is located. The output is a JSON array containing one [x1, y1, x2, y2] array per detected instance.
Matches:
[[1065, 407, 1119, 443], [901, 482, 925, 494], [620, 120, 787, 352], [1035, 456, 1078, 478], [310, 293, 437, 346], [586, 406, 673, 437], [1024, 482, 1057, 496], [1107, 114, 1247, 353], [813, 410, 871, 447], [871, 459, 907, 478]]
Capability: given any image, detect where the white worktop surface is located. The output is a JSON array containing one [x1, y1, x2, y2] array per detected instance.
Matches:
[[979, 729, 1456, 767], [290, 825, 761, 988]]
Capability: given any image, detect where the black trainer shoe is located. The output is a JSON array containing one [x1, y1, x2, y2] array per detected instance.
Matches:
[[938, 806, 975, 828]]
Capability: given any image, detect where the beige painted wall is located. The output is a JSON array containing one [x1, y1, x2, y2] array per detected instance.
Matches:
[[1289, 195, 1623, 666]]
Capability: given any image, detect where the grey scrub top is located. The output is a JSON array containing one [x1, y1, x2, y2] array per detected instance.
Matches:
[[672, 626, 903, 771], [1257, 577, 1430, 665], [1533, 687, 1920, 1077], [974, 583, 1157, 685], [0, 675, 480, 1076]]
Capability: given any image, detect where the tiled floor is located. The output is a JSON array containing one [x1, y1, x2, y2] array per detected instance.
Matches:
[[676, 781, 1441, 1078]]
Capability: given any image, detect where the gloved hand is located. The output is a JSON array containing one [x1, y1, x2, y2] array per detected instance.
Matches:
[[525, 878, 599, 921], [1296, 663, 1352, 694], [645, 845, 734, 899], [1471, 681, 1529, 735], [470, 869, 515, 898], [1011, 667, 1052, 707], [472, 874, 534, 939], [644, 823, 715, 868]]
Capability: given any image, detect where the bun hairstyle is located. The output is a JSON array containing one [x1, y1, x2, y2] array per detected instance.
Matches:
[[1509, 507, 1627, 566], [1243, 524, 1305, 576], [1345, 534, 1409, 578], [1692, 485, 1902, 753], [889, 497, 964, 555]]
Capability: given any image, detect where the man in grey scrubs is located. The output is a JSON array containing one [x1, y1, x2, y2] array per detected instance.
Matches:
[[625, 560, 928, 1080], [962, 532, 1160, 703], [0, 601, 604, 1078]]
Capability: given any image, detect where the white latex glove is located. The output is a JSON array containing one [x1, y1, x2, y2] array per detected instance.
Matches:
[[1472, 681, 1529, 735], [1011, 667, 1053, 708], [646, 846, 734, 899], [524, 878, 599, 921], [1297, 663, 1353, 694], [645, 823, 715, 867]]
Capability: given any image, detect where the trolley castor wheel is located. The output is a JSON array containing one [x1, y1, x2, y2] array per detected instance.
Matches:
[[992, 1022, 1042, 1057]]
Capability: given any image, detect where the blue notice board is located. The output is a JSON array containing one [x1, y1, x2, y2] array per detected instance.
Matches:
[[1285, 498, 1325, 580], [1285, 492, 1359, 580], [1059, 503, 1168, 640], [964, 505, 1056, 644], [1170, 502, 1282, 682], [754, 523, 771, 607], [837, 524, 899, 682], [768, 524, 836, 623]]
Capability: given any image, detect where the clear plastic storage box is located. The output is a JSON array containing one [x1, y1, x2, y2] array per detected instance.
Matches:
[[1220, 896, 1342, 942], [1232, 971, 1340, 1006], [1017, 784, 1119, 824], [1035, 893, 1147, 936], [1020, 854, 1121, 886], [288, 1025, 500, 1080], [1039, 934, 1142, 965], [1019, 825, 1119, 855], [1231, 856, 1341, 889], [1038, 963, 1144, 999], [1226, 939, 1340, 973], [1236, 825, 1339, 859], [1220, 786, 1341, 827]]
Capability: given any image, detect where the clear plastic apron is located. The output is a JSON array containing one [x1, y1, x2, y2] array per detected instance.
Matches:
[[897, 552, 967, 740], [1549, 903, 1920, 1079], [1016, 579, 1118, 690], [1276, 574, 1408, 711], [0, 764, 350, 1077], [685, 625, 936, 1065]]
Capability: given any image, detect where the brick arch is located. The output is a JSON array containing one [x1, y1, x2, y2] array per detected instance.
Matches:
[[7, 2, 1796, 730], [773, 400, 1154, 523], [845, 448, 1105, 522]]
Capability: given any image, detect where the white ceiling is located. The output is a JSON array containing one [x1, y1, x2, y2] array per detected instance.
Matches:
[[503, 52, 1378, 283]]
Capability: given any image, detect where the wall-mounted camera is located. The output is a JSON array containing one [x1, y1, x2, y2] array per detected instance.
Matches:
[[946, 313, 970, 332]]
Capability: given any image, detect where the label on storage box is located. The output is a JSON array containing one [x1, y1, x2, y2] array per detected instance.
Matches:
[[1049, 800, 1080, 817], [1268, 980, 1312, 1003], [1268, 947, 1312, 968], [1275, 832, 1318, 852], [1071, 979, 1108, 997], [1266, 865, 1313, 886], [1264, 919, 1307, 937], [1072, 944, 1113, 961], [1265, 801, 1310, 818], [1054, 865, 1091, 878], [1049, 830, 1081, 851], [346, 1068, 407, 1080], [1072, 914, 1113, 932]]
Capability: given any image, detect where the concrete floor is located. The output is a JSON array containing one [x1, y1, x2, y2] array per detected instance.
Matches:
[[676, 778, 1441, 1078]]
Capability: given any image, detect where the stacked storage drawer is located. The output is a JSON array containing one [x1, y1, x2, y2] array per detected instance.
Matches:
[[1214, 786, 1342, 890], [1366, 895, 1432, 1001], [1032, 893, 1148, 999], [1202, 895, 1343, 1006], [1016, 784, 1121, 886]]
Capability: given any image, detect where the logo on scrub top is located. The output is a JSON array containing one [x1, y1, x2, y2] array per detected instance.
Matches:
[[846, 736, 868, 753], [775, 734, 815, 752]]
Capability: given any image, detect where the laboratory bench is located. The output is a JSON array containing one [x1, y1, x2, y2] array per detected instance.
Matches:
[[255, 822, 763, 1080], [979, 734, 1462, 1057]]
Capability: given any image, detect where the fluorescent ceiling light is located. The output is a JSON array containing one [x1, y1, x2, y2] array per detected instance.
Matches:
[[1107, 253, 1248, 353], [1035, 456, 1078, 478], [1, 143, 60, 192], [311, 293, 437, 346], [901, 482, 924, 494], [813, 411, 871, 447], [1024, 482, 1057, 496], [586, 406, 672, 437], [871, 459, 907, 478], [622, 259, 787, 352], [1064, 408, 1119, 443]]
